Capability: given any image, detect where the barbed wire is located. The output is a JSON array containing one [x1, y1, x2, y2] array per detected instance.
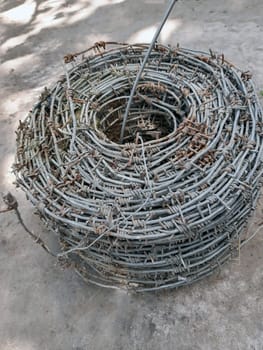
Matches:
[[14, 41, 263, 291]]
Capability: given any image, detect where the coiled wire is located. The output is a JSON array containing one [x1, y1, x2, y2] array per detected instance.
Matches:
[[14, 42, 263, 291]]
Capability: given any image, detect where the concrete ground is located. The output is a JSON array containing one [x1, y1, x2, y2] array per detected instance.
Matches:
[[0, 0, 263, 349]]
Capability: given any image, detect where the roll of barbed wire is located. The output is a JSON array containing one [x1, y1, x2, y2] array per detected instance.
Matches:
[[14, 41, 263, 291]]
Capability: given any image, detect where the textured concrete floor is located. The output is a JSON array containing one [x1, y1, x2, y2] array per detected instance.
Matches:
[[0, 1, 263, 349]]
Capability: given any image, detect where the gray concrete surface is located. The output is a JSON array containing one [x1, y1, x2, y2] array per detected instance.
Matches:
[[0, 0, 263, 349]]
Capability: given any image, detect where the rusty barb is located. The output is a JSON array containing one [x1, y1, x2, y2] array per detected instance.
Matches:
[[64, 41, 123, 63], [1, 192, 56, 257], [1, 192, 18, 212]]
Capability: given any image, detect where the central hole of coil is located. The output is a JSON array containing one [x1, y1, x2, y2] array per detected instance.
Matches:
[[97, 85, 189, 144], [103, 109, 174, 143]]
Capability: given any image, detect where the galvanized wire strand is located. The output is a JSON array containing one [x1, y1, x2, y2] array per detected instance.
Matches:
[[120, 0, 178, 143], [14, 42, 263, 292]]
